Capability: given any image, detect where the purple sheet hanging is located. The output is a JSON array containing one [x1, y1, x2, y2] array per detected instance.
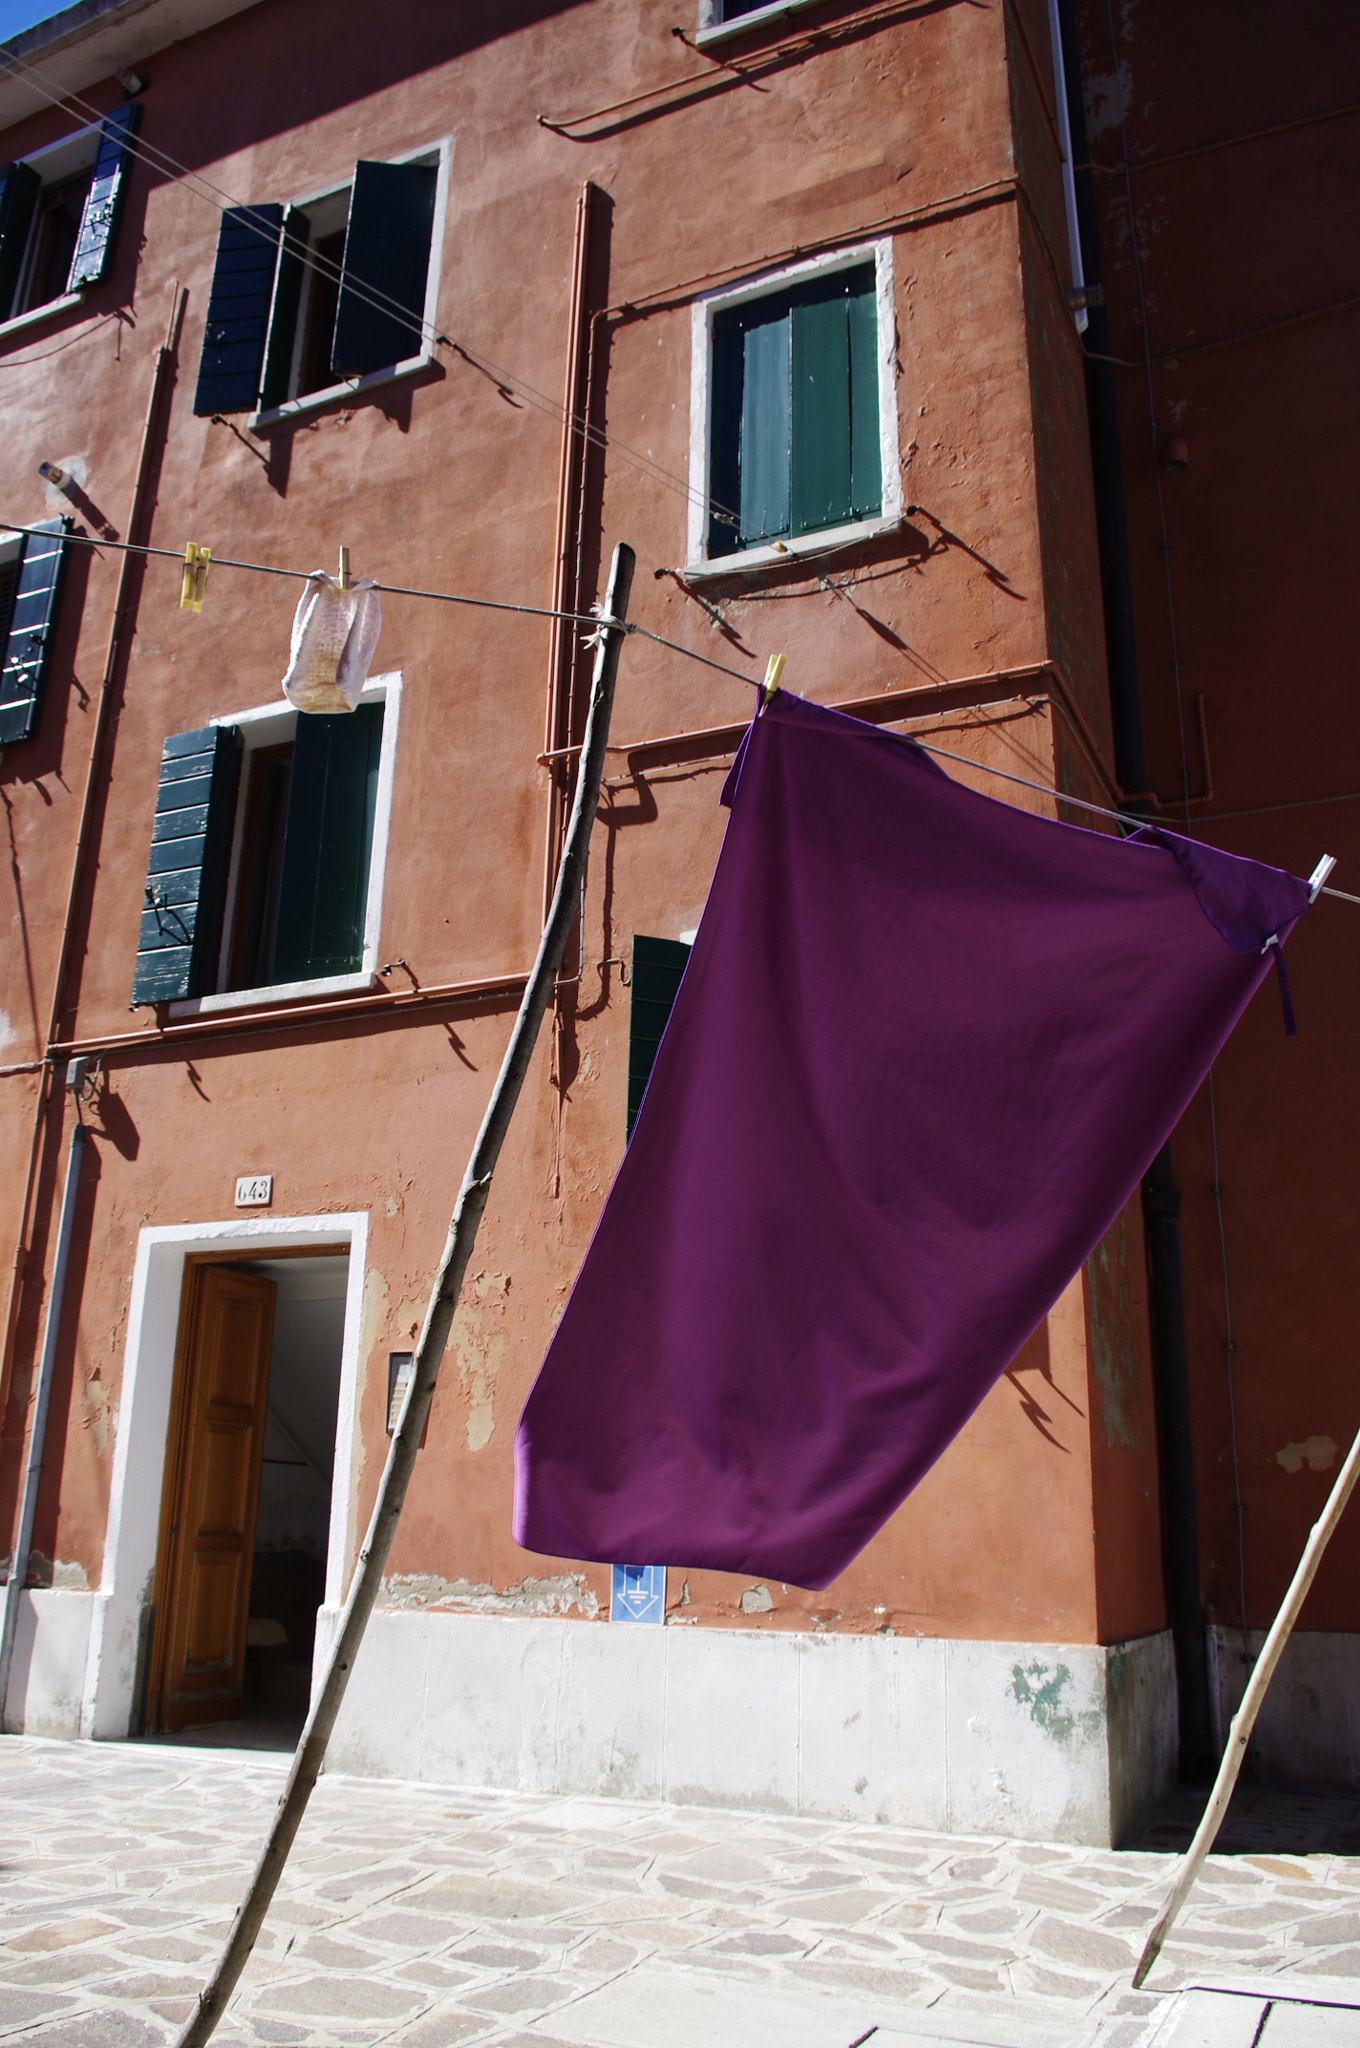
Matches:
[[514, 692, 1312, 1590]]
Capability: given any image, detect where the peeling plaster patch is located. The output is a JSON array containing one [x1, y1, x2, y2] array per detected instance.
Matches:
[[382, 1572, 599, 1618], [740, 1584, 774, 1614], [450, 1270, 510, 1452], [51, 1558, 89, 1591], [359, 1266, 391, 1492], [1008, 1661, 1102, 1747], [0, 1010, 14, 1053], [1277, 1435, 1337, 1475]]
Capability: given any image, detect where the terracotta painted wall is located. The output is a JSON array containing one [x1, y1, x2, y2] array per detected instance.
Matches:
[[0, 0, 1166, 1649]]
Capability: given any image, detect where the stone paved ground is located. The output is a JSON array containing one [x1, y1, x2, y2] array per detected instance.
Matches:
[[4, 1734, 1360, 2048]]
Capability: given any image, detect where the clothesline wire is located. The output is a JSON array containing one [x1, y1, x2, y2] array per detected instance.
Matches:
[[1, 517, 1351, 908], [0, 46, 750, 539]]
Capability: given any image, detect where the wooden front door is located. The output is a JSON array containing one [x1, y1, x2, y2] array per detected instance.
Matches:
[[151, 1263, 276, 1732]]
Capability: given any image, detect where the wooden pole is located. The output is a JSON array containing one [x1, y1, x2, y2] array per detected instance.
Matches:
[[175, 542, 635, 2048], [1133, 1414, 1360, 1987]]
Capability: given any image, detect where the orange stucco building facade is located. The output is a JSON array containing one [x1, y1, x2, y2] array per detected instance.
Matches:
[[0, 0, 1350, 1843]]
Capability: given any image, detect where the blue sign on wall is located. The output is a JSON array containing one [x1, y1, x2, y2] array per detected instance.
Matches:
[[610, 1563, 666, 1624]]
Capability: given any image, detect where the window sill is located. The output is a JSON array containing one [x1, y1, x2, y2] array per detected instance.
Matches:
[[685, 511, 901, 581], [696, 0, 828, 45], [248, 351, 436, 430], [0, 291, 84, 345], [169, 970, 380, 1018]]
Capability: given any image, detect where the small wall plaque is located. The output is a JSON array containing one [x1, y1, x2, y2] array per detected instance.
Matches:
[[234, 1175, 273, 1207], [387, 1352, 429, 1444], [610, 1563, 665, 1624]]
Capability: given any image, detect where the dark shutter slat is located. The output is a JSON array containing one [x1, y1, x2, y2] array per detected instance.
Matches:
[[270, 704, 383, 983], [708, 308, 746, 558], [626, 935, 691, 1138], [259, 205, 311, 409], [0, 518, 69, 746], [65, 101, 142, 291], [330, 160, 436, 378], [193, 204, 284, 416], [790, 284, 853, 535], [847, 272, 882, 521], [0, 159, 40, 318], [131, 726, 241, 1002], [739, 300, 792, 548]]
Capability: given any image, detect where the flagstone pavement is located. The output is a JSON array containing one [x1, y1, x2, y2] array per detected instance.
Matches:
[[4, 1733, 1360, 2048]]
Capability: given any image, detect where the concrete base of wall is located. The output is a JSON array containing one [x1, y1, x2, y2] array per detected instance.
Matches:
[[3, 1589, 1178, 1844], [1210, 1625, 1360, 1789], [315, 1609, 1176, 1847]]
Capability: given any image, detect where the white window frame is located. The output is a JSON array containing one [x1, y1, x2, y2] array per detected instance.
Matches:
[[696, 0, 828, 45], [166, 670, 402, 1017], [0, 120, 100, 339], [247, 135, 451, 430], [686, 236, 902, 578]]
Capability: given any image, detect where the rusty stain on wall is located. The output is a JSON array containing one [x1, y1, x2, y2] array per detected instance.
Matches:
[[1086, 1220, 1139, 1451]]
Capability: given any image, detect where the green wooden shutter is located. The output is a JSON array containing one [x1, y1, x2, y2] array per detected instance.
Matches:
[[270, 703, 383, 983], [132, 726, 241, 1003], [330, 159, 436, 377], [65, 101, 143, 291], [258, 205, 311, 410], [0, 159, 40, 318], [193, 204, 284, 416], [790, 262, 880, 537], [627, 935, 691, 1138], [711, 297, 792, 554], [0, 518, 70, 745]]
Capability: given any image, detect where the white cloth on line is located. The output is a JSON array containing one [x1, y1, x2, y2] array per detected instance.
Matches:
[[282, 572, 382, 714]]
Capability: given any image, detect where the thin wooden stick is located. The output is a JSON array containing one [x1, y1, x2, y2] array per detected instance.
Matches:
[[1134, 1413, 1360, 1987], [176, 542, 635, 2048]]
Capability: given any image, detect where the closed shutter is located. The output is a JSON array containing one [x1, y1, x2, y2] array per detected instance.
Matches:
[[193, 204, 284, 416], [330, 160, 436, 377], [0, 159, 40, 318], [627, 935, 691, 1138], [131, 726, 241, 1003], [270, 702, 383, 983], [790, 262, 880, 535], [0, 518, 70, 746], [65, 101, 143, 291], [258, 205, 311, 410]]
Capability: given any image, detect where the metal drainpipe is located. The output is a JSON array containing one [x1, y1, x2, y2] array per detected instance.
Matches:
[[1050, 0, 1214, 1771], [0, 1115, 86, 1725]]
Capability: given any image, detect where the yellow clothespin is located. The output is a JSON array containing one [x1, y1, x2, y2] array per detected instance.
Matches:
[[760, 652, 786, 709], [180, 543, 210, 613], [337, 545, 351, 593]]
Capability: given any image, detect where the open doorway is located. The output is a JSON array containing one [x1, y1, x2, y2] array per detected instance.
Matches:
[[143, 1247, 348, 1741]]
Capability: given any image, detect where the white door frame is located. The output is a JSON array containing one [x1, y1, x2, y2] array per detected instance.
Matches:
[[81, 1211, 369, 1739]]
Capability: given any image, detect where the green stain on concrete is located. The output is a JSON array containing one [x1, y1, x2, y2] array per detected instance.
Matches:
[[1009, 1660, 1104, 1747]]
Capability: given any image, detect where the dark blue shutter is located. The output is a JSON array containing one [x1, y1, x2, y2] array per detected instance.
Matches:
[[193, 204, 284, 416], [627, 936, 691, 1137], [270, 703, 383, 983], [65, 101, 143, 291], [330, 160, 436, 377], [259, 205, 310, 410], [0, 159, 40, 318], [131, 726, 241, 1003], [0, 518, 70, 745]]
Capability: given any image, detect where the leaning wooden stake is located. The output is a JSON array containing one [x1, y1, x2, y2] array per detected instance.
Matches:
[[1134, 1413, 1360, 1988], [176, 543, 635, 2048]]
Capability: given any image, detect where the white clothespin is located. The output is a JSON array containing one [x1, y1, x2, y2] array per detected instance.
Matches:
[[1308, 855, 1337, 901]]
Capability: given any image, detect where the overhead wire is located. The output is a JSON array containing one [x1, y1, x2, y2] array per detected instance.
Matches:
[[0, 43, 749, 540]]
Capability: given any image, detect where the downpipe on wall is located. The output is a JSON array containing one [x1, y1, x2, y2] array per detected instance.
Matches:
[[1049, 0, 1214, 1770]]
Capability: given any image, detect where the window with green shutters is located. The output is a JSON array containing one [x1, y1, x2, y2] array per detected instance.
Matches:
[[708, 260, 882, 558], [627, 936, 692, 1139], [194, 152, 439, 419], [132, 700, 389, 1005]]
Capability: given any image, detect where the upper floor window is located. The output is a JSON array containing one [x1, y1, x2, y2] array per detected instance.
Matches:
[[193, 149, 443, 423], [688, 242, 900, 574], [0, 104, 142, 325], [0, 518, 69, 744], [131, 679, 400, 1010], [697, 0, 827, 37]]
